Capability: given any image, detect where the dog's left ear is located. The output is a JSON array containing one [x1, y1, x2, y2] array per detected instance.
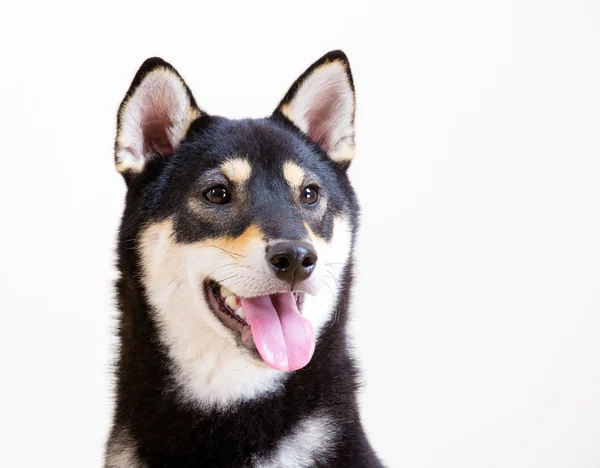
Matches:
[[273, 50, 355, 167]]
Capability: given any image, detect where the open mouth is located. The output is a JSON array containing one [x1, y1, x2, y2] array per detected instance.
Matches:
[[203, 279, 315, 371]]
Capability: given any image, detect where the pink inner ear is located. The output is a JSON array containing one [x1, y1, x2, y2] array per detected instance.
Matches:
[[284, 61, 353, 158], [142, 115, 174, 157], [117, 68, 197, 172], [305, 85, 346, 152]]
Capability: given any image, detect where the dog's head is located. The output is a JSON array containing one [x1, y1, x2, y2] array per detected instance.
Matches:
[[115, 51, 357, 388]]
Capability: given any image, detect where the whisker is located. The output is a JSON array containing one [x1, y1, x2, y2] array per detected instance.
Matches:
[[198, 244, 245, 259], [325, 271, 341, 288], [214, 273, 240, 286], [325, 261, 363, 277], [119, 238, 138, 251], [227, 276, 246, 290], [206, 263, 240, 279], [323, 280, 342, 328], [165, 280, 183, 314]]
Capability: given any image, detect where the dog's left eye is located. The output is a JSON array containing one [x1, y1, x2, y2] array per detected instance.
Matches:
[[301, 185, 319, 205], [204, 185, 231, 205]]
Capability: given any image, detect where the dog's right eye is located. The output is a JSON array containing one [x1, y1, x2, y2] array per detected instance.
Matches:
[[204, 185, 231, 205]]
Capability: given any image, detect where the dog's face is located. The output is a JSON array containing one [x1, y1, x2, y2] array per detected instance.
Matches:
[[115, 52, 358, 406]]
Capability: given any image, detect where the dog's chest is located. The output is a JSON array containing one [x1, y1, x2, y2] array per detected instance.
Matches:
[[107, 412, 337, 468], [252, 412, 337, 468]]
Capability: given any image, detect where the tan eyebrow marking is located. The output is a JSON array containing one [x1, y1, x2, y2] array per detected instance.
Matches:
[[283, 161, 305, 189], [221, 158, 252, 183]]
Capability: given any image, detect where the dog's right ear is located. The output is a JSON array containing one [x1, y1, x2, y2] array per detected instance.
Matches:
[[114, 58, 201, 175]]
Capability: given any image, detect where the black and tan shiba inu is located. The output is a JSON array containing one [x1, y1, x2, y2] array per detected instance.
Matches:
[[105, 50, 384, 467]]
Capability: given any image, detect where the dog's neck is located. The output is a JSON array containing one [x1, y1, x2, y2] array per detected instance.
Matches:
[[115, 268, 288, 412], [150, 273, 290, 409], [111, 260, 360, 466]]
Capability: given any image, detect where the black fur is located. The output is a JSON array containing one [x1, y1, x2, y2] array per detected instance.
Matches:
[[107, 52, 384, 467]]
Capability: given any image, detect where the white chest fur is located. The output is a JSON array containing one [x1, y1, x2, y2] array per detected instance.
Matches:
[[253, 412, 338, 468]]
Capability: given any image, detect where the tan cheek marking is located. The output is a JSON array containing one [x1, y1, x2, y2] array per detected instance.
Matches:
[[140, 220, 264, 263], [283, 161, 305, 189], [221, 158, 252, 184], [208, 225, 265, 257], [303, 222, 317, 241], [303, 221, 329, 247]]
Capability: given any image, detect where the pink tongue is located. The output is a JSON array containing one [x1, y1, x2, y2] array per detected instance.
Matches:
[[240, 293, 315, 371]]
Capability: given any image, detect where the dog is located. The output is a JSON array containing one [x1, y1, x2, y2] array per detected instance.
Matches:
[[105, 50, 384, 467]]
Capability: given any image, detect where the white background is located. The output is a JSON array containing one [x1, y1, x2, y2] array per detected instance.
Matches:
[[1, 1, 599, 467]]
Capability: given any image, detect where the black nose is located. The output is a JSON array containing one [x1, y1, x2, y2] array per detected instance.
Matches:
[[267, 241, 318, 284]]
